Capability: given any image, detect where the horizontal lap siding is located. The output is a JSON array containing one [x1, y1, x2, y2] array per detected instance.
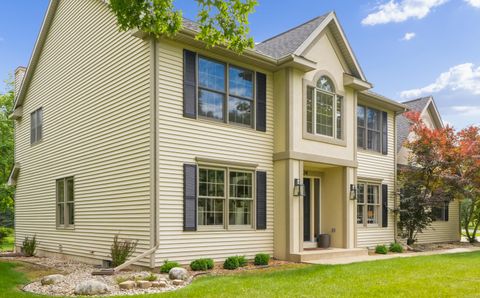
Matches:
[[156, 41, 274, 264], [417, 200, 460, 243], [14, 0, 151, 265], [356, 112, 395, 247]]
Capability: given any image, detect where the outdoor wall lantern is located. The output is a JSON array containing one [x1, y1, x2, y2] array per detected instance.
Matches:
[[349, 184, 357, 200], [293, 179, 305, 197]]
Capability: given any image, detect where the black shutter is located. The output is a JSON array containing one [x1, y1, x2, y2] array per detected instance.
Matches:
[[382, 184, 388, 227], [183, 164, 197, 231], [382, 111, 388, 155], [183, 49, 197, 118], [256, 72, 267, 132], [445, 202, 449, 221], [256, 171, 267, 230]]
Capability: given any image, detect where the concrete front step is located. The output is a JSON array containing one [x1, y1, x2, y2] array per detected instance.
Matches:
[[291, 248, 369, 262]]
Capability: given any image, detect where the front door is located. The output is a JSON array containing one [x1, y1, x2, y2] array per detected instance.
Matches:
[[303, 177, 321, 244]]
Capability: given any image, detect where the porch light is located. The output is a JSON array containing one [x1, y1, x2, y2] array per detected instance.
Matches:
[[293, 179, 305, 197], [349, 184, 357, 200]]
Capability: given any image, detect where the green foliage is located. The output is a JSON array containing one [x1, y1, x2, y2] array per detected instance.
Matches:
[[160, 260, 180, 273], [108, 0, 257, 53], [223, 256, 240, 270], [237, 255, 247, 267], [0, 79, 15, 227], [144, 273, 158, 281], [375, 245, 388, 255], [22, 235, 37, 257], [0, 227, 12, 242], [115, 276, 128, 284], [190, 258, 214, 271], [389, 243, 404, 253], [110, 234, 138, 267], [254, 253, 270, 265]]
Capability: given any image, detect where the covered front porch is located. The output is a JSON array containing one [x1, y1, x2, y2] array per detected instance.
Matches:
[[274, 159, 363, 261]]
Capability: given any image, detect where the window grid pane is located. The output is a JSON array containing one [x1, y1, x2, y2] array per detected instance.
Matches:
[[306, 87, 314, 133], [229, 66, 253, 99], [336, 96, 343, 139], [198, 58, 225, 92], [228, 96, 252, 126], [315, 91, 334, 137], [367, 107, 381, 152], [198, 169, 226, 226]]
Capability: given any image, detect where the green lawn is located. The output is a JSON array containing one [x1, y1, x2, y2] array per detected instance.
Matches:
[[2, 252, 480, 298]]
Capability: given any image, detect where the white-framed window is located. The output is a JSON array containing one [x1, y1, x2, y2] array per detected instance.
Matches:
[[357, 105, 382, 152], [30, 108, 43, 144], [56, 177, 74, 228], [197, 56, 255, 127], [357, 182, 380, 226], [432, 202, 449, 221], [197, 166, 254, 228], [306, 76, 343, 139]]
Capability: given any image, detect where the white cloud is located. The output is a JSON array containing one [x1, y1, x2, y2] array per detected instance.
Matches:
[[465, 0, 480, 7], [402, 32, 416, 40], [400, 63, 480, 98], [362, 0, 448, 25], [451, 106, 480, 117]]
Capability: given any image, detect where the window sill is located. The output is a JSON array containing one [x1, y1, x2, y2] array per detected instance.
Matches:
[[195, 116, 258, 133], [303, 132, 346, 147], [56, 225, 75, 230], [357, 148, 384, 156], [30, 139, 44, 147], [195, 226, 255, 232]]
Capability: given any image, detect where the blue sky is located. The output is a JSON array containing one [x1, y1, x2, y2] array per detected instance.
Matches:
[[1, 0, 479, 128]]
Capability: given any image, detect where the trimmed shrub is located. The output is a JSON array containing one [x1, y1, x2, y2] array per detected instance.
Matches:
[[160, 260, 180, 273], [254, 253, 270, 266], [237, 255, 248, 267], [190, 258, 214, 271], [375, 244, 388, 255], [110, 234, 138, 267], [223, 256, 240, 270], [0, 227, 12, 242], [22, 235, 37, 257], [389, 242, 404, 253]]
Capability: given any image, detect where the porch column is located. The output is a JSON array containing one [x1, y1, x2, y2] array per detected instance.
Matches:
[[344, 166, 356, 248]]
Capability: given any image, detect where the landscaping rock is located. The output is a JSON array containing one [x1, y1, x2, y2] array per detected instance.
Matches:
[[119, 280, 136, 290], [151, 281, 167, 288], [136, 280, 152, 289], [172, 279, 184, 286], [41, 274, 65, 285], [74, 280, 109, 295], [169, 267, 188, 280]]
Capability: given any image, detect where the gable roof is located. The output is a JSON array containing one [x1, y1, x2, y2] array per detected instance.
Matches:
[[255, 14, 329, 59], [396, 96, 444, 151]]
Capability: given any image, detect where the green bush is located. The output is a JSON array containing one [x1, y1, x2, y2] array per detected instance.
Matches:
[[223, 256, 240, 270], [237, 255, 248, 267], [254, 253, 270, 266], [375, 244, 388, 255], [190, 258, 214, 271], [389, 242, 404, 253], [160, 260, 181, 273], [22, 235, 37, 257], [110, 234, 138, 267], [144, 273, 158, 281]]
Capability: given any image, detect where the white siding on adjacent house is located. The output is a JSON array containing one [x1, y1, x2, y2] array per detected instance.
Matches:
[[356, 111, 396, 247], [417, 200, 461, 243], [155, 40, 274, 265], [14, 0, 152, 265]]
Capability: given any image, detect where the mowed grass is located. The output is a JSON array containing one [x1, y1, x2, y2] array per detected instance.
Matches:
[[2, 252, 480, 298]]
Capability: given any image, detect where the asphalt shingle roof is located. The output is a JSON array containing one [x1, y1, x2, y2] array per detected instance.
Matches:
[[396, 97, 431, 151]]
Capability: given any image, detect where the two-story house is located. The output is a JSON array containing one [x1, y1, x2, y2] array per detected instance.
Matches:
[[10, 0, 412, 267]]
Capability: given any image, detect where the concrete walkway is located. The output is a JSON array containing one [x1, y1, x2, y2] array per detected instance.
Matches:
[[305, 247, 480, 265]]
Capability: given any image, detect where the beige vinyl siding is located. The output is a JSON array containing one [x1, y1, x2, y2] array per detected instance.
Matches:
[[14, 0, 152, 265], [156, 40, 274, 265], [356, 111, 396, 247], [416, 200, 461, 243]]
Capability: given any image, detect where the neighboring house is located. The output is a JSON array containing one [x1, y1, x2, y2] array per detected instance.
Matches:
[[396, 96, 461, 243], [9, 0, 411, 267]]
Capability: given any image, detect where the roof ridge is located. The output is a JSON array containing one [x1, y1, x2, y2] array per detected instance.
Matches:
[[401, 96, 431, 104], [257, 12, 331, 45]]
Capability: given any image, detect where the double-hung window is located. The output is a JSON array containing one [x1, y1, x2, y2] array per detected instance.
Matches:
[[306, 76, 343, 139], [30, 108, 43, 144], [432, 202, 449, 221], [357, 105, 386, 153], [198, 57, 255, 126], [56, 177, 74, 228], [198, 166, 254, 228], [357, 183, 380, 226]]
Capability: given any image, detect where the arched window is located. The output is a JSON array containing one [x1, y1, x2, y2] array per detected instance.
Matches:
[[306, 75, 343, 139]]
